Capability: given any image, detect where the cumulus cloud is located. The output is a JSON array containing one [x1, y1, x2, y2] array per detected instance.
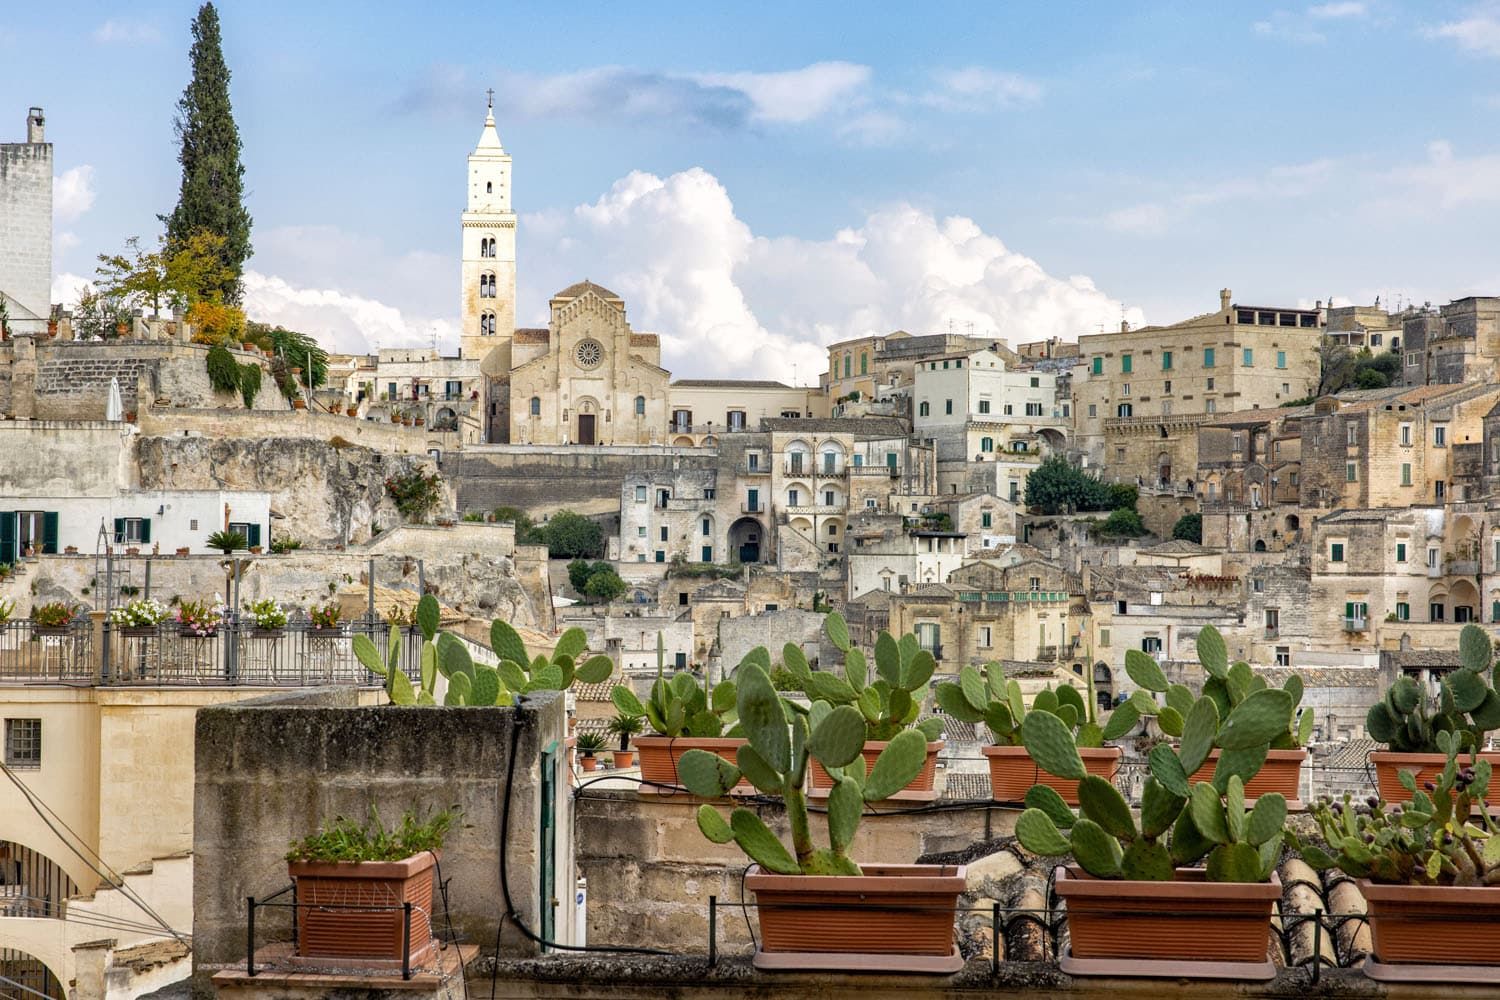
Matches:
[[92, 18, 161, 44], [1426, 6, 1500, 57], [1308, 2, 1367, 17], [691, 62, 871, 123], [1382, 139, 1500, 209], [54, 165, 96, 222], [242, 272, 456, 355]]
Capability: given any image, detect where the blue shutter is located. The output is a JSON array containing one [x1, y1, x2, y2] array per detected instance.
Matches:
[[248, 523, 262, 547]]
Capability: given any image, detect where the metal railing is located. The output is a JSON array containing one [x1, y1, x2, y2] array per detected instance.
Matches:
[[0, 620, 94, 683], [245, 884, 418, 980]]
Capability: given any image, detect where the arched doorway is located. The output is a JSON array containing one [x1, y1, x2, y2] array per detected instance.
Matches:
[[0, 948, 65, 1000], [729, 517, 763, 564], [1092, 662, 1112, 711], [1254, 539, 1267, 552], [1452, 579, 1480, 623], [575, 398, 599, 445], [0, 839, 78, 917], [1156, 452, 1172, 487]]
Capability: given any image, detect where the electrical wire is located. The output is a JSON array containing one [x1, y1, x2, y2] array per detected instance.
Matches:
[[0, 973, 57, 1000], [431, 852, 471, 1000]]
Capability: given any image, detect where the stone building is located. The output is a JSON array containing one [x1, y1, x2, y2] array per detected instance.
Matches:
[[1073, 288, 1323, 485], [1401, 296, 1500, 387], [0, 108, 50, 337], [822, 329, 1022, 403]]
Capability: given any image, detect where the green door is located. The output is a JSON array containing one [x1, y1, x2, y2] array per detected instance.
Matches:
[[0, 512, 14, 564], [538, 742, 557, 946]]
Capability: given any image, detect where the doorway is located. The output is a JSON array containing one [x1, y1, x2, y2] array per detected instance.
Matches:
[[577, 414, 596, 445]]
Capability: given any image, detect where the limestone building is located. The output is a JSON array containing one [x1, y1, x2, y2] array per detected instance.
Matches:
[[460, 99, 518, 441], [0, 108, 51, 337]]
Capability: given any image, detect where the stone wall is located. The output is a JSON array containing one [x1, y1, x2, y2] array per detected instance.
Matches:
[[714, 608, 825, 671], [0, 419, 133, 496], [450, 445, 717, 517], [0, 138, 52, 328], [140, 405, 461, 454], [192, 689, 568, 996], [575, 791, 1015, 955], [30, 342, 280, 420]]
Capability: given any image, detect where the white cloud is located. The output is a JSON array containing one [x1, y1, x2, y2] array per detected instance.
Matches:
[[692, 62, 871, 123], [1426, 7, 1500, 57], [242, 272, 455, 355], [1383, 139, 1500, 209], [923, 67, 1044, 111], [54, 165, 96, 223], [1308, 2, 1367, 18], [1096, 158, 1338, 234], [1253, 13, 1327, 43], [51, 272, 94, 309], [92, 18, 160, 45]]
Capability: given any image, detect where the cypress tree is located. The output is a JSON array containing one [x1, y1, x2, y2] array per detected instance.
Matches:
[[163, 2, 252, 304]]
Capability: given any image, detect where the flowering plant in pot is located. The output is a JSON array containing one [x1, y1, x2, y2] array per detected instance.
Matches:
[[285, 805, 458, 969], [243, 597, 288, 633], [1364, 623, 1500, 803], [32, 601, 78, 635], [175, 597, 223, 637], [787, 614, 946, 801], [109, 598, 168, 636], [1117, 629, 1314, 806], [1293, 731, 1500, 981], [937, 663, 1114, 805], [678, 658, 965, 973], [611, 632, 741, 791], [1012, 626, 1294, 979], [309, 601, 342, 633]]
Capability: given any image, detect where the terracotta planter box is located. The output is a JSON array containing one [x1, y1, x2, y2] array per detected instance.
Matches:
[[1056, 866, 1279, 979], [746, 863, 965, 973], [33, 626, 72, 638], [579, 754, 599, 772], [1188, 748, 1306, 807], [808, 740, 944, 801], [288, 852, 438, 969], [1360, 879, 1500, 982], [635, 735, 752, 794], [983, 745, 1122, 804], [120, 626, 158, 638], [1371, 751, 1500, 804]]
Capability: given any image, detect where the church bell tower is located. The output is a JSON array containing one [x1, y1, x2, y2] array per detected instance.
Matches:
[[460, 94, 516, 373]]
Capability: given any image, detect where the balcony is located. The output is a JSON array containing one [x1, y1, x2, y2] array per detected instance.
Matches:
[[1035, 645, 1058, 661], [743, 461, 770, 476], [849, 465, 901, 477], [782, 504, 843, 516], [740, 501, 765, 514], [1448, 559, 1480, 576], [1343, 617, 1367, 633]]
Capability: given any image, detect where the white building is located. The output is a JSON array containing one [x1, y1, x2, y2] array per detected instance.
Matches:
[[0, 489, 273, 559]]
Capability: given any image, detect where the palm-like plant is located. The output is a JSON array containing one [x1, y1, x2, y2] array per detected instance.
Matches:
[[207, 529, 246, 555], [607, 712, 644, 751]]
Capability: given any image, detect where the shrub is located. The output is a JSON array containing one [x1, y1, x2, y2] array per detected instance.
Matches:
[[583, 565, 627, 603], [309, 602, 340, 630], [1097, 507, 1148, 538], [269, 536, 302, 554], [33, 602, 77, 628], [385, 469, 444, 522], [1172, 512, 1203, 543], [1024, 456, 1114, 514], [237, 361, 261, 407], [243, 598, 288, 630], [543, 511, 604, 559], [206, 342, 240, 393], [175, 597, 224, 636], [108, 598, 169, 628]]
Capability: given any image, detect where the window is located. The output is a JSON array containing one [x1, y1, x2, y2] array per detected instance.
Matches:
[[1099, 629, 1110, 647], [701, 517, 711, 536], [1162, 351, 1173, 371], [1026, 402, 1044, 416], [945, 399, 953, 415], [1252, 578, 1264, 592], [1276, 646, 1291, 667], [529, 396, 540, 416], [860, 353, 868, 374], [919, 401, 930, 417], [656, 489, 670, 508], [637, 526, 646, 537], [1206, 377, 1215, 390], [915, 622, 940, 653], [822, 451, 837, 474], [702, 546, 713, 562], [1004, 403, 1014, 415], [1400, 423, 1412, 446], [679, 592, 689, 606], [1396, 542, 1406, 562], [844, 355, 851, 378], [1396, 602, 1410, 621], [1346, 422, 1358, 446], [1428, 547, 1438, 568], [748, 453, 760, 471], [1401, 464, 1411, 486], [1346, 462, 1357, 482], [1276, 351, 1286, 369], [655, 550, 665, 563], [1204, 347, 1216, 368], [727, 410, 746, 431], [1346, 601, 1369, 625], [1088, 404, 1097, 418], [1265, 608, 1279, 634], [228, 521, 261, 548], [1163, 379, 1173, 394], [982, 512, 992, 528], [113, 517, 151, 544], [1030, 577, 1042, 591], [1205, 399, 1216, 413], [788, 489, 800, 506], [1142, 636, 1162, 654], [1436, 480, 1446, 501], [981, 437, 994, 453], [823, 490, 835, 506], [827, 523, 838, 536], [978, 626, 992, 648], [1117, 403, 1133, 418], [1121, 383, 1131, 396], [1092, 357, 1103, 375], [865, 499, 876, 508], [634, 396, 646, 416], [1431, 602, 1446, 623], [747, 488, 759, 511], [978, 399, 991, 414], [1330, 542, 1345, 562], [4, 719, 40, 768], [704, 488, 715, 500], [1122, 354, 1133, 374], [1243, 348, 1254, 366], [635, 486, 647, 503], [656, 526, 667, 543], [1435, 425, 1447, 447]]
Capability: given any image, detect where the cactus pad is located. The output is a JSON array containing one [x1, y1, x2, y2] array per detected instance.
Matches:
[[1196, 626, 1229, 680], [1023, 783, 1076, 829], [1125, 649, 1169, 693], [1217, 688, 1293, 750], [470, 666, 502, 706], [729, 808, 801, 875], [1244, 793, 1287, 846], [1189, 782, 1230, 844], [678, 748, 742, 798], [827, 776, 862, 853], [1205, 842, 1262, 883], [1140, 775, 1185, 838], [1069, 819, 1124, 878], [1149, 743, 1191, 797], [863, 728, 928, 801], [1121, 839, 1174, 881], [697, 804, 734, 844], [1015, 808, 1071, 856], [1077, 774, 1135, 840], [490, 618, 528, 666], [1022, 709, 1086, 780], [823, 611, 851, 652], [808, 705, 866, 769]]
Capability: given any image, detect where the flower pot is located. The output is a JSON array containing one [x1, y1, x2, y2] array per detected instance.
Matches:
[[579, 753, 599, 772], [120, 625, 157, 638], [390, 414, 400, 423], [63, 546, 77, 554], [634, 735, 752, 793], [610, 749, 635, 769], [1055, 866, 1280, 979], [292, 399, 307, 410], [808, 740, 944, 801], [414, 417, 425, 427], [1371, 750, 1500, 804], [33, 625, 71, 637], [250, 627, 285, 639], [745, 863, 965, 972], [175, 547, 190, 556], [309, 627, 343, 638], [1188, 748, 1306, 808], [1359, 879, 1500, 982], [249, 546, 263, 554], [125, 547, 140, 556], [288, 851, 438, 969], [982, 745, 1122, 805], [180, 626, 218, 638]]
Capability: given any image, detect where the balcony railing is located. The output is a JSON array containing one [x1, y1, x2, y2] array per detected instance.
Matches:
[[741, 501, 764, 514], [783, 504, 843, 516], [1343, 617, 1367, 633], [919, 644, 943, 660], [1448, 559, 1480, 576], [1036, 645, 1058, 661]]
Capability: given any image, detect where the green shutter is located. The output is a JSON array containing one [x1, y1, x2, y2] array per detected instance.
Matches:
[[1345, 602, 1354, 618], [114, 518, 126, 544], [42, 512, 58, 554], [1491, 601, 1499, 623], [140, 518, 152, 544], [248, 523, 262, 547], [0, 512, 15, 565]]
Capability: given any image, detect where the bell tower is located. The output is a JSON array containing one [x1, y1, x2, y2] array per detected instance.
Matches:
[[460, 93, 516, 372]]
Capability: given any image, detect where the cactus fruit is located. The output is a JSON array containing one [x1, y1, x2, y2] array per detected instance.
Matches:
[[935, 663, 1102, 749], [783, 613, 945, 743], [682, 620, 929, 875], [1013, 624, 1291, 883], [1365, 623, 1500, 753]]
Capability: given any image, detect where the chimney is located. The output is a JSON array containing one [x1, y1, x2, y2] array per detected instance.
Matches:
[[1219, 288, 1232, 313], [26, 107, 44, 143]]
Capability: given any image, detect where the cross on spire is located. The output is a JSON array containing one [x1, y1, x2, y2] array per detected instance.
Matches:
[[486, 88, 495, 109]]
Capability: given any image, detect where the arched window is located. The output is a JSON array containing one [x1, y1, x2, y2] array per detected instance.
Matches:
[[529, 396, 540, 416], [919, 401, 930, 417], [981, 437, 994, 453], [486, 181, 493, 194], [634, 395, 646, 416]]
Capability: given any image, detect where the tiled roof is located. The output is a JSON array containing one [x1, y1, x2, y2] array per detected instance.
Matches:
[[940, 772, 992, 801], [573, 680, 616, 703], [1141, 539, 1208, 555], [906, 583, 955, 598], [762, 417, 909, 437], [1314, 737, 1379, 770], [1384, 648, 1464, 669]]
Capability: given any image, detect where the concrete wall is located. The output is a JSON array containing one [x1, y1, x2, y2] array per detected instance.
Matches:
[[192, 689, 569, 995], [0, 420, 134, 497]]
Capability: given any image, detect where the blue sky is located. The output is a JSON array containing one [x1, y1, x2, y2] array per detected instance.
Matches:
[[5, 2, 1500, 378]]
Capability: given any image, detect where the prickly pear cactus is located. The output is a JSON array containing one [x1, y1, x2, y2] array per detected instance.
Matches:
[[936, 663, 1101, 749], [610, 632, 737, 737], [1366, 623, 1500, 753], [680, 647, 928, 876]]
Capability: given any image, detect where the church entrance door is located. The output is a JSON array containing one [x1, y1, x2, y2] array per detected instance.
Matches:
[[577, 414, 596, 445]]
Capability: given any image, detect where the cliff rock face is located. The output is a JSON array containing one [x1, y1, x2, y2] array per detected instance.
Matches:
[[135, 436, 455, 546]]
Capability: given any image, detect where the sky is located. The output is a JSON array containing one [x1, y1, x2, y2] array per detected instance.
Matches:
[[6, 1, 1500, 381]]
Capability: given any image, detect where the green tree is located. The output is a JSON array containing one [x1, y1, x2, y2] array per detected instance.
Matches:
[[491, 505, 543, 544], [583, 566, 627, 603], [1315, 337, 1355, 396], [1098, 507, 1148, 538], [245, 321, 329, 388], [1024, 455, 1111, 514], [567, 558, 594, 593], [1354, 366, 1389, 389], [543, 511, 604, 559], [1106, 482, 1139, 511], [1172, 512, 1203, 543], [95, 230, 232, 317], [164, 2, 252, 303]]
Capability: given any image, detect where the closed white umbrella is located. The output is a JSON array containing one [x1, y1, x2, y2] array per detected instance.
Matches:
[[105, 377, 123, 422]]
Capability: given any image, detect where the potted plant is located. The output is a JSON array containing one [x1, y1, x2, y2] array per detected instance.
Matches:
[[413, 414, 425, 427], [938, 664, 1117, 805], [1365, 623, 1500, 803], [174, 597, 223, 637], [32, 601, 77, 637], [244, 597, 288, 636], [607, 712, 642, 768], [612, 634, 743, 792], [793, 616, 946, 801], [1012, 626, 1293, 978], [309, 602, 342, 635], [1294, 733, 1500, 982], [678, 661, 965, 972], [1112, 636, 1313, 806], [63, 545, 78, 555], [286, 806, 456, 969], [207, 529, 246, 555], [576, 731, 606, 772], [175, 546, 190, 556], [108, 597, 168, 637]]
